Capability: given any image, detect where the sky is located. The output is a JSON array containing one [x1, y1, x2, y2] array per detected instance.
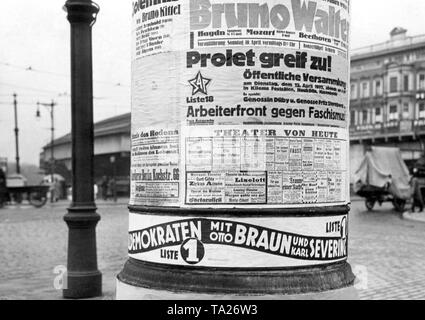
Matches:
[[1, 0, 425, 166]]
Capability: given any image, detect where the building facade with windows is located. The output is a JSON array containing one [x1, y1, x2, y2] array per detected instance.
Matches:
[[350, 28, 425, 181], [40, 113, 131, 195]]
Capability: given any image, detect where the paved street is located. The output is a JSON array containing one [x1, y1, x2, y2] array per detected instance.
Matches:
[[0, 198, 424, 300], [0, 199, 129, 300], [349, 199, 425, 300]]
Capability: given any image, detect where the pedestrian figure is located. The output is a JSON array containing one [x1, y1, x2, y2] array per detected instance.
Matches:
[[0, 168, 7, 208], [108, 178, 116, 202], [53, 178, 61, 202], [101, 176, 109, 201], [410, 168, 424, 213], [94, 183, 98, 200]]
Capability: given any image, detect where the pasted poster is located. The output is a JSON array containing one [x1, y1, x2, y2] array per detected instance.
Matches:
[[128, 213, 349, 267], [131, 0, 350, 209], [183, 125, 348, 206], [130, 0, 350, 268]]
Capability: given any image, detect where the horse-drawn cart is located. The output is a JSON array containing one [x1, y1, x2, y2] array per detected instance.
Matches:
[[356, 184, 407, 212], [353, 147, 411, 213], [5, 185, 50, 208]]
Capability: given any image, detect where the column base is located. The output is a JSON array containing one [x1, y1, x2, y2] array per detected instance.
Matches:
[[63, 270, 102, 299], [116, 276, 358, 300], [116, 258, 355, 300]]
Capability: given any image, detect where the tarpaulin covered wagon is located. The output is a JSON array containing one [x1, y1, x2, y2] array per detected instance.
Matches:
[[353, 147, 411, 212]]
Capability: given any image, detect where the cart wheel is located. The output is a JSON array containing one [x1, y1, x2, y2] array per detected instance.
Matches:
[[365, 199, 375, 211], [29, 191, 47, 208], [393, 199, 406, 213]]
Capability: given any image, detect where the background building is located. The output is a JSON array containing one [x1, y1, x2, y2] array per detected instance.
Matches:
[[40, 113, 131, 196], [350, 27, 425, 181]]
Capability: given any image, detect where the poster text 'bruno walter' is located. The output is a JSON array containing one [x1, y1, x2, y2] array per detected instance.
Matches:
[[190, 0, 349, 43], [132, 0, 350, 43]]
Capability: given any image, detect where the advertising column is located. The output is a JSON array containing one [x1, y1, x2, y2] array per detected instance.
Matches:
[[118, 0, 354, 298]]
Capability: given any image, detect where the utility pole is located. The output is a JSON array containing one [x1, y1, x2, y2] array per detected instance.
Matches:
[[37, 100, 56, 202], [110, 155, 117, 203], [13, 93, 20, 174], [63, 0, 101, 299]]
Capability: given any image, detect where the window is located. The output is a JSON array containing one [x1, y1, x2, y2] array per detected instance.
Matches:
[[350, 111, 356, 126], [350, 83, 357, 99], [362, 110, 369, 124], [389, 105, 399, 121], [374, 79, 382, 96], [419, 103, 425, 119], [375, 108, 383, 123], [419, 74, 425, 90], [404, 75, 409, 92], [403, 103, 410, 119], [361, 81, 369, 98], [390, 77, 398, 93]]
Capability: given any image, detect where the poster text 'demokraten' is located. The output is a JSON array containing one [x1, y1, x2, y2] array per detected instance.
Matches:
[[128, 214, 348, 268]]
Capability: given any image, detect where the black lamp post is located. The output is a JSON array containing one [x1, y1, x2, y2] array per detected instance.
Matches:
[[36, 100, 56, 202], [110, 155, 117, 203], [63, 0, 102, 299]]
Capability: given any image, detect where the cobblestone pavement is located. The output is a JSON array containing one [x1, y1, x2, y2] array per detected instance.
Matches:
[[0, 198, 424, 300], [0, 199, 129, 300], [349, 200, 425, 300]]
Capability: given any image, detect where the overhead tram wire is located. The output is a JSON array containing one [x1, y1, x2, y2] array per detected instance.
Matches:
[[0, 61, 130, 88], [0, 101, 129, 110], [0, 101, 34, 106], [0, 63, 130, 103], [0, 83, 125, 102], [0, 81, 68, 95]]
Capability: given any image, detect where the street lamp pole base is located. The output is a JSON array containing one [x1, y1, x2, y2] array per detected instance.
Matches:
[[63, 271, 102, 299], [63, 209, 102, 299]]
